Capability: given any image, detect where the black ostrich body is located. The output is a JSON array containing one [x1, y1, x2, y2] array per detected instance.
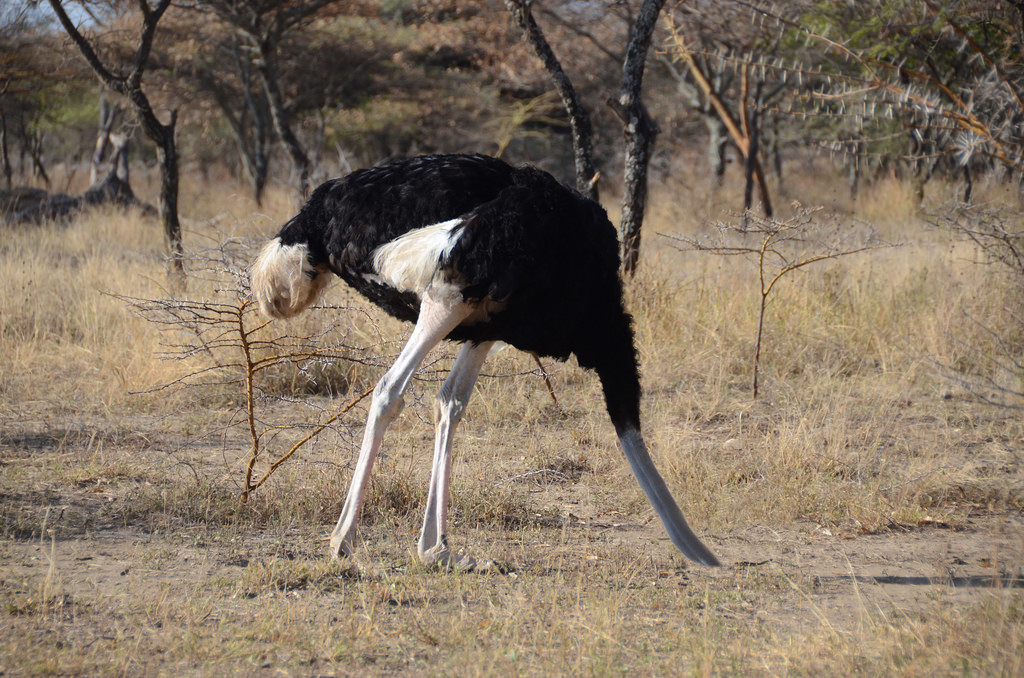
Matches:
[[280, 158, 617, 349], [284, 155, 517, 324], [251, 154, 719, 569]]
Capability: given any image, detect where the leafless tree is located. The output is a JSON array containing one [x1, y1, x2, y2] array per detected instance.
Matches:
[[662, 2, 797, 220], [187, 32, 275, 205], [185, 0, 338, 200], [0, 113, 9, 190], [1, 1, 50, 188], [665, 207, 895, 398], [611, 0, 665, 276], [505, 0, 600, 201], [117, 232, 374, 500], [508, 0, 667, 276], [48, 0, 184, 275]]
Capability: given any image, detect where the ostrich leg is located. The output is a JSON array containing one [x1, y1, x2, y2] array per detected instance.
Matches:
[[329, 294, 474, 560], [418, 340, 495, 571]]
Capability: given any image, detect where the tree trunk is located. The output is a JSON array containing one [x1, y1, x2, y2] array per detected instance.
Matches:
[[706, 114, 727, 187], [155, 114, 183, 272], [257, 42, 311, 201], [617, 103, 658, 276], [128, 85, 184, 275], [0, 112, 11, 190], [205, 62, 272, 206], [769, 115, 783, 186], [741, 82, 763, 231], [848, 159, 860, 201], [48, 0, 183, 278], [613, 0, 665, 277], [505, 0, 599, 200], [23, 122, 50, 187], [677, 51, 773, 218], [242, 51, 273, 206], [251, 152, 270, 207], [702, 114, 727, 213], [121, 83, 183, 275], [113, 133, 130, 183]]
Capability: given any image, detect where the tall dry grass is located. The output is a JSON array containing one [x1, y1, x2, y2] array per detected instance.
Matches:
[[2, 162, 1021, 521], [0, 206, 171, 414]]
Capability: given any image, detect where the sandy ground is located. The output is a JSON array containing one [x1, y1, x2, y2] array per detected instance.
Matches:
[[2, 414, 1022, 675]]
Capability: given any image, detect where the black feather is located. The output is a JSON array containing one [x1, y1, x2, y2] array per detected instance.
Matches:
[[273, 154, 641, 431]]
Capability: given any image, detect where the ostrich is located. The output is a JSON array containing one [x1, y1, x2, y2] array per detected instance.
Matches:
[[250, 154, 719, 569]]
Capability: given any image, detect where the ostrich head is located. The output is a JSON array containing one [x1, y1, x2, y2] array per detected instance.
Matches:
[[250, 238, 329, 319]]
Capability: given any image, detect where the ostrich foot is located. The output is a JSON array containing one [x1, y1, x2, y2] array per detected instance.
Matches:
[[419, 543, 506, 573]]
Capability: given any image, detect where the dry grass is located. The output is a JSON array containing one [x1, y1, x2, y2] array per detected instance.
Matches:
[[1, 160, 1022, 675]]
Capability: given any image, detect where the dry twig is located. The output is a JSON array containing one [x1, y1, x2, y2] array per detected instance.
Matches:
[[663, 205, 897, 398], [117, 233, 375, 499]]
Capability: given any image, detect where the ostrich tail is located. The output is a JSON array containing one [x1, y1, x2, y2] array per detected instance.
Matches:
[[619, 428, 721, 567], [250, 238, 328, 319]]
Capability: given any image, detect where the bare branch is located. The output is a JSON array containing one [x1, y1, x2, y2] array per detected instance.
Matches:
[[662, 205, 898, 398], [505, 0, 599, 199], [46, 0, 124, 91]]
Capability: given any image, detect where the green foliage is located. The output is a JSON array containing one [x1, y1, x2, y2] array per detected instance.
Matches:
[[38, 82, 98, 133], [778, 0, 1024, 178]]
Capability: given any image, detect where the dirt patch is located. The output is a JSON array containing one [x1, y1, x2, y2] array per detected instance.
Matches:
[[2, 408, 1022, 676], [4, 493, 1020, 633]]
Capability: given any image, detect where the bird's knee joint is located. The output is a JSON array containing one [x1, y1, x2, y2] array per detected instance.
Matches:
[[434, 393, 466, 426], [372, 380, 405, 423]]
